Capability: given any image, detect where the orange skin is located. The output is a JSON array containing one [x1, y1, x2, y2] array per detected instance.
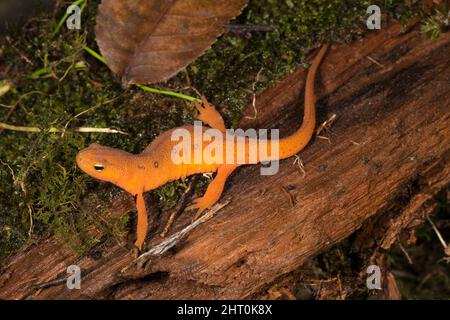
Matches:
[[76, 44, 328, 250]]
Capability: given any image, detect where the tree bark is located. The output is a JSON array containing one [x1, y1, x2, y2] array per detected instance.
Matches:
[[1, 21, 449, 299]]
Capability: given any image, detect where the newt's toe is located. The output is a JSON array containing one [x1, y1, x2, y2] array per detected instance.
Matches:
[[186, 198, 209, 220], [132, 245, 141, 258]]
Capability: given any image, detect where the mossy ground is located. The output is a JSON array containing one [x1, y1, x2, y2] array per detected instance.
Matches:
[[0, 0, 447, 298]]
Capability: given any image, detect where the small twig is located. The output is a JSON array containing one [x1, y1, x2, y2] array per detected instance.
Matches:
[[281, 186, 296, 208], [293, 155, 306, 177], [0, 122, 128, 135], [160, 176, 199, 237], [316, 113, 337, 135], [183, 69, 192, 88], [366, 56, 386, 68], [244, 68, 264, 120], [61, 94, 125, 138], [6, 36, 33, 65], [137, 201, 229, 261], [0, 91, 46, 128], [58, 61, 75, 83], [27, 204, 34, 238], [316, 113, 337, 143], [188, 86, 202, 98], [337, 273, 344, 300], [427, 215, 449, 255], [0, 158, 16, 181], [416, 271, 434, 291], [398, 241, 413, 265], [66, 127, 128, 135], [18, 178, 34, 238]]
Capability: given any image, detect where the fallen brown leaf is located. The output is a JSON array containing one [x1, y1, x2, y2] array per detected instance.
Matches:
[[95, 0, 248, 86]]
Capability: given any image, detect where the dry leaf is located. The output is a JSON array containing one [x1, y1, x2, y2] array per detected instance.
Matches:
[[95, 0, 248, 86]]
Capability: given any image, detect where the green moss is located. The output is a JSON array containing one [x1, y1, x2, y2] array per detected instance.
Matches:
[[188, 0, 420, 126], [420, 3, 450, 39], [0, 0, 433, 264]]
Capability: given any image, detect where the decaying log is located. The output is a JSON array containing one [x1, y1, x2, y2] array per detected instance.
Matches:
[[0, 21, 449, 299]]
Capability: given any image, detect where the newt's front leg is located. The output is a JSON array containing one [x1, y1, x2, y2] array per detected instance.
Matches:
[[135, 192, 148, 250], [187, 164, 238, 219]]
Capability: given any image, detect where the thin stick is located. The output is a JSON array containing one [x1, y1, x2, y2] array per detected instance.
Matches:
[[6, 37, 33, 65], [316, 113, 337, 137], [281, 186, 296, 208], [1, 91, 46, 123], [18, 178, 34, 238], [61, 94, 125, 138], [0, 122, 127, 135], [137, 201, 229, 260], [160, 176, 198, 237], [293, 155, 306, 177], [366, 56, 385, 68], [398, 241, 413, 265], [427, 216, 448, 252], [27, 204, 34, 238], [0, 158, 16, 181], [244, 67, 264, 120]]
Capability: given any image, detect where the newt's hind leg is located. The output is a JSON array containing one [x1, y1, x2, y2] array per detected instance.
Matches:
[[134, 193, 148, 251], [186, 164, 237, 219], [194, 96, 226, 133]]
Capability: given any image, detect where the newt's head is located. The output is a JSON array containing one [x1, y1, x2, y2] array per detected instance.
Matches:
[[76, 144, 141, 194]]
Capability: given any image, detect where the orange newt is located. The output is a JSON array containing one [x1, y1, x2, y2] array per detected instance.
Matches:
[[76, 43, 328, 250]]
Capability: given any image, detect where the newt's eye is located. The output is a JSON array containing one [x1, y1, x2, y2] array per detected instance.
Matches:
[[94, 164, 105, 172]]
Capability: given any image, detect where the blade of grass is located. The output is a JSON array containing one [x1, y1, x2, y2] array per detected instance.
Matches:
[[83, 46, 106, 65], [135, 84, 200, 102], [53, 1, 200, 103], [52, 0, 86, 38], [83, 46, 200, 102], [0, 122, 128, 135], [29, 67, 52, 79]]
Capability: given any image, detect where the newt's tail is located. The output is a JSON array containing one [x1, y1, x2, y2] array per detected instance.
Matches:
[[276, 43, 328, 160]]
